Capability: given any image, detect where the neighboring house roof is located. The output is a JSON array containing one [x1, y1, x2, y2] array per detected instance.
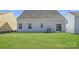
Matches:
[[0, 12, 9, 15], [0, 12, 17, 31], [69, 12, 79, 16], [18, 10, 65, 20]]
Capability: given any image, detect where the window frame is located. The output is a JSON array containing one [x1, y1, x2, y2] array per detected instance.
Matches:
[[19, 23, 22, 29], [41, 24, 43, 28], [28, 23, 32, 29]]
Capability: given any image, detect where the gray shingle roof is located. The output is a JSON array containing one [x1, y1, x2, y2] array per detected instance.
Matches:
[[18, 10, 65, 20]]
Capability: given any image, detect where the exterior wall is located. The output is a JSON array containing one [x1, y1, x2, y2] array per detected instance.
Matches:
[[64, 13, 75, 33], [0, 13, 17, 31], [0, 23, 12, 32], [17, 19, 65, 32], [75, 16, 79, 33]]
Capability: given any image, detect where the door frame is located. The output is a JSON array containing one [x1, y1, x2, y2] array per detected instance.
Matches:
[[56, 24, 62, 31]]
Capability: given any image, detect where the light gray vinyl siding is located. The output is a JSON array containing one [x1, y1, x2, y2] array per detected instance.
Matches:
[[17, 19, 65, 32]]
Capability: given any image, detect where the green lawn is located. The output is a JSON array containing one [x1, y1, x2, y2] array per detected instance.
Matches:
[[0, 32, 79, 49]]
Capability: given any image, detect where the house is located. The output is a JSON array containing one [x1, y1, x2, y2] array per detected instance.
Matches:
[[0, 12, 17, 32], [64, 12, 79, 33], [17, 10, 66, 32]]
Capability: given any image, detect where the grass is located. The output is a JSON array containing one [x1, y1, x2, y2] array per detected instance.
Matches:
[[0, 32, 79, 49]]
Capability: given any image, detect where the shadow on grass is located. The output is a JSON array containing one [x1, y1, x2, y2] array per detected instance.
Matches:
[[16, 32, 56, 33], [0, 31, 69, 34], [0, 31, 16, 34]]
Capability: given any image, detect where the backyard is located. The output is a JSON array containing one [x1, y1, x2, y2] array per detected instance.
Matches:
[[0, 32, 79, 49]]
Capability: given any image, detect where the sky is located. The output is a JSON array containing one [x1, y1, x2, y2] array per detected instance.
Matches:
[[0, 10, 79, 18], [59, 10, 79, 15], [0, 10, 23, 18]]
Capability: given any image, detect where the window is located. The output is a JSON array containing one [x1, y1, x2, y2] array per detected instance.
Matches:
[[19, 23, 22, 29], [41, 24, 43, 28], [28, 23, 32, 29], [66, 20, 68, 24], [56, 24, 62, 31]]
